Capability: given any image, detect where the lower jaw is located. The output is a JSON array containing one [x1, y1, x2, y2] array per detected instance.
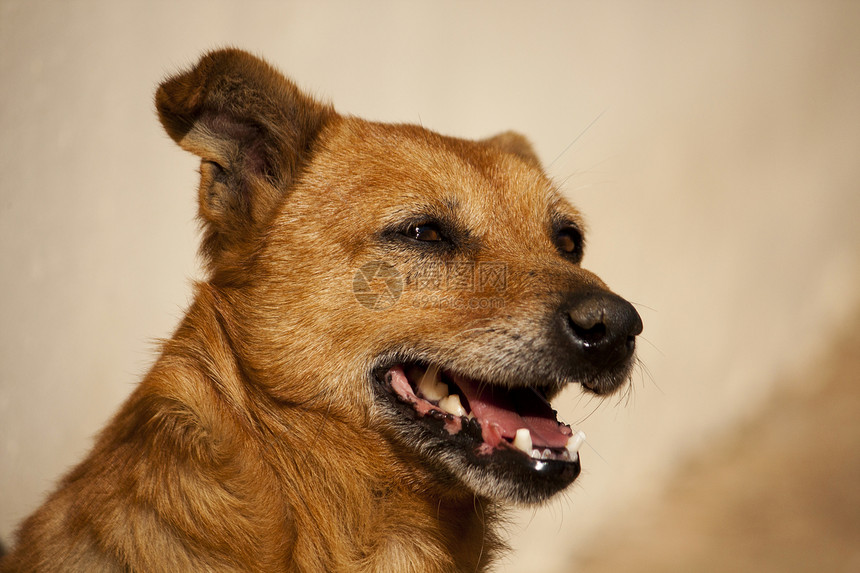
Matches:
[[421, 420, 582, 504], [458, 443, 582, 504]]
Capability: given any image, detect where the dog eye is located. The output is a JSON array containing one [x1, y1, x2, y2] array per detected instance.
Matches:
[[555, 226, 582, 259], [407, 223, 444, 242]]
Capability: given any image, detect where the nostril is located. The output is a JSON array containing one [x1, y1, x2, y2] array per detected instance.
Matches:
[[625, 334, 636, 352], [568, 316, 607, 346]]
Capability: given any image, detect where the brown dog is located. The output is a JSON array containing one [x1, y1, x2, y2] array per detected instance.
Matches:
[[0, 49, 642, 572]]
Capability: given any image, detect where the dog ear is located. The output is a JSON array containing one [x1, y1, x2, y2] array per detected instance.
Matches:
[[483, 131, 543, 168], [155, 48, 334, 266]]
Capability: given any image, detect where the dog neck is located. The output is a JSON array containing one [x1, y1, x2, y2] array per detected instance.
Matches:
[[137, 283, 505, 572]]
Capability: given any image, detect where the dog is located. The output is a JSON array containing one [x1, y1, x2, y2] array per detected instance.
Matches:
[[0, 49, 642, 572]]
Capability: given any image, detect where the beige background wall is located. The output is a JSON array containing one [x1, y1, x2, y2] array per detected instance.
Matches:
[[1, 2, 859, 571]]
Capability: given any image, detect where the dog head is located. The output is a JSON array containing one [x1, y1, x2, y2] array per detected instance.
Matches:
[[156, 49, 642, 505]]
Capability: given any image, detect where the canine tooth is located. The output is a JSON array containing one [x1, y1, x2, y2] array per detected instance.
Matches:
[[417, 365, 448, 401], [438, 394, 467, 417], [566, 430, 587, 455], [513, 428, 532, 454]]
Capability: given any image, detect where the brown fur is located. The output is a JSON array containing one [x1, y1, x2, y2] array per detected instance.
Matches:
[[1, 49, 640, 572]]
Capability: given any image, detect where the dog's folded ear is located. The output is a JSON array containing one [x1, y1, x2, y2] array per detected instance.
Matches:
[[156, 48, 334, 266], [482, 131, 543, 169]]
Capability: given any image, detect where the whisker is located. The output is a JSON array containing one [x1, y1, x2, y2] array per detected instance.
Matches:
[[547, 108, 608, 169], [573, 392, 604, 426], [635, 357, 662, 395], [628, 300, 658, 314], [472, 494, 486, 573], [637, 335, 665, 357], [583, 438, 611, 467]]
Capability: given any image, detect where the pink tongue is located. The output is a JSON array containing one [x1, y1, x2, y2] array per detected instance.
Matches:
[[452, 375, 572, 448]]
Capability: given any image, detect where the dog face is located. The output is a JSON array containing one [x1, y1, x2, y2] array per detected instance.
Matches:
[[157, 50, 642, 506]]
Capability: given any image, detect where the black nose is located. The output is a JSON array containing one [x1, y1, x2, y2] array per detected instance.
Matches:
[[563, 290, 643, 371]]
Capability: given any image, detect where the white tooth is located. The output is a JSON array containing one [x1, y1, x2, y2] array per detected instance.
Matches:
[[566, 430, 587, 456], [438, 394, 467, 417], [513, 428, 532, 454], [417, 365, 448, 401], [541, 449, 553, 460], [531, 449, 541, 459]]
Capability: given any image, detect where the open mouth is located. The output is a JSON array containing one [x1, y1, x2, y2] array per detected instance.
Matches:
[[374, 360, 584, 501]]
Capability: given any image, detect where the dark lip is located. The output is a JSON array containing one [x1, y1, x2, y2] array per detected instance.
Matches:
[[370, 354, 582, 489]]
